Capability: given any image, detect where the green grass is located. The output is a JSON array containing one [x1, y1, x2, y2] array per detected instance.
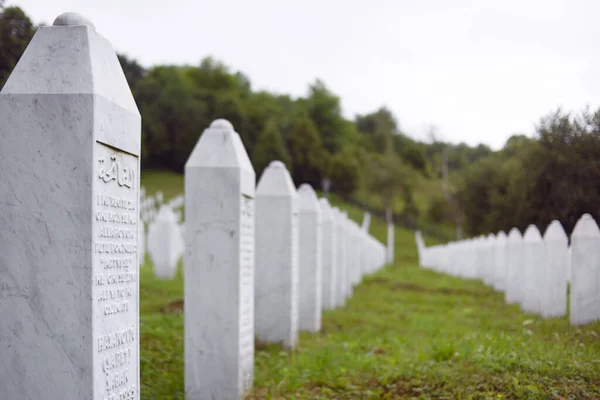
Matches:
[[140, 170, 600, 399]]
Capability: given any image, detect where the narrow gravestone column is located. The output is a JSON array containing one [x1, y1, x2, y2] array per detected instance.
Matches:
[[522, 225, 543, 314], [184, 119, 255, 399], [332, 207, 346, 307], [494, 231, 507, 292], [147, 205, 181, 280], [542, 220, 568, 318], [319, 198, 337, 310], [570, 214, 600, 325], [297, 184, 322, 332], [484, 233, 496, 286], [254, 161, 299, 349], [505, 228, 523, 305], [0, 13, 141, 400]]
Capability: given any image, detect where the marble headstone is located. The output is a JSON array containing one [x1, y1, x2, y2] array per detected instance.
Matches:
[[147, 205, 181, 280], [505, 228, 523, 305], [332, 208, 347, 307], [522, 225, 543, 314], [542, 220, 568, 318], [319, 198, 337, 310], [494, 231, 507, 291], [184, 119, 255, 399], [297, 184, 322, 332], [254, 161, 299, 348], [570, 214, 600, 325], [0, 13, 141, 400]]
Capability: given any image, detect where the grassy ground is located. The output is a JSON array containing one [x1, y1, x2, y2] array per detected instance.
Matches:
[[140, 170, 600, 399]]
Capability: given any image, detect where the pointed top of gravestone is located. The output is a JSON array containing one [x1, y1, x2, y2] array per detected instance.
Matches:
[[297, 184, 320, 213], [497, 231, 507, 239], [256, 160, 296, 197], [1, 14, 139, 118], [543, 220, 568, 241], [318, 198, 333, 221], [268, 160, 286, 169], [508, 227, 522, 240], [210, 118, 234, 130], [53, 12, 95, 29], [524, 224, 542, 242], [186, 119, 255, 195], [572, 214, 600, 239], [487, 233, 496, 240], [156, 205, 177, 223]]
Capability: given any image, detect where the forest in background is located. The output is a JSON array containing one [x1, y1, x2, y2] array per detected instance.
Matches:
[[3, 4, 600, 240]]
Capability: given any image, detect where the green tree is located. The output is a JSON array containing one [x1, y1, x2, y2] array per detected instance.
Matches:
[[329, 149, 360, 195], [252, 118, 291, 177], [304, 79, 357, 153], [288, 115, 327, 188], [0, 6, 35, 90]]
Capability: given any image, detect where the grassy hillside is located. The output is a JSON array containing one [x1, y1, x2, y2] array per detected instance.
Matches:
[[139, 170, 600, 399]]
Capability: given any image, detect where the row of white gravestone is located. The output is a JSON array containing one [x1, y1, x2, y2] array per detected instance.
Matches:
[[0, 14, 388, 400], [416, 214, 600, 326], [183, 120, 388, 399]]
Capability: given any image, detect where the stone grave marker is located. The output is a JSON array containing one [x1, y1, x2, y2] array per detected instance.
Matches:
[[147, 205, 181, 280], [542, 220, 568, 318], [332, 207, 346, 307], [319, 198, 337, 310], [505, 228, 523, 304], [184, 119, 255, 399], [0, 12, 141, 399], [297, 184, 322, 332], [570, 214, 600, 325], [494, 231, 507, 292], [522, 225, 543, 314], [254, 161, 299, 348]]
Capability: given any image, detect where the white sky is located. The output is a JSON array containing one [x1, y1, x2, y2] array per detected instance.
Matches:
[[8, 0, 600, 149]]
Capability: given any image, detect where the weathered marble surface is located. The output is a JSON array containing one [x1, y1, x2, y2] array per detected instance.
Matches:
[[570, 214, 600, 325], [184, 119, 255, 400], [319, 198, 337, 310], [297, 184, 322, 332], [254, 161, 299, 348], [542, 221, 568, 318], [0, 13, 141, 400]]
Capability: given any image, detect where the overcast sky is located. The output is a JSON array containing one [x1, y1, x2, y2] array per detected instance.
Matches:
[[8, 0, 600, 149]]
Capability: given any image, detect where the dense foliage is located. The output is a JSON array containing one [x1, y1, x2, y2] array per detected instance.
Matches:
[[456, 109, 600, 237], [5, 6, 597, 240]]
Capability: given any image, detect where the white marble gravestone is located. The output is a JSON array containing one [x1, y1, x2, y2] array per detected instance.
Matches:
[[254, 161, 299, 348], [542, 220, 568, 318], [483, 233, 496, 286], [332, 207, 347, 307], [0, 13, 141, 400], [319, 198, 337, 310], [341, 211, 352, 300], [494, 232, 507, 291], [505, 228, 523, 304], [147, 205, 181, 280], [297, 184, 323, 332], [569, 214, 600, 325], [522, 225, 543, 314], [184, 119, 255, 399]]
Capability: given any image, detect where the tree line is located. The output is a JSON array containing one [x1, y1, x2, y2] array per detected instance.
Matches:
[[9, 5, 596, 241]]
